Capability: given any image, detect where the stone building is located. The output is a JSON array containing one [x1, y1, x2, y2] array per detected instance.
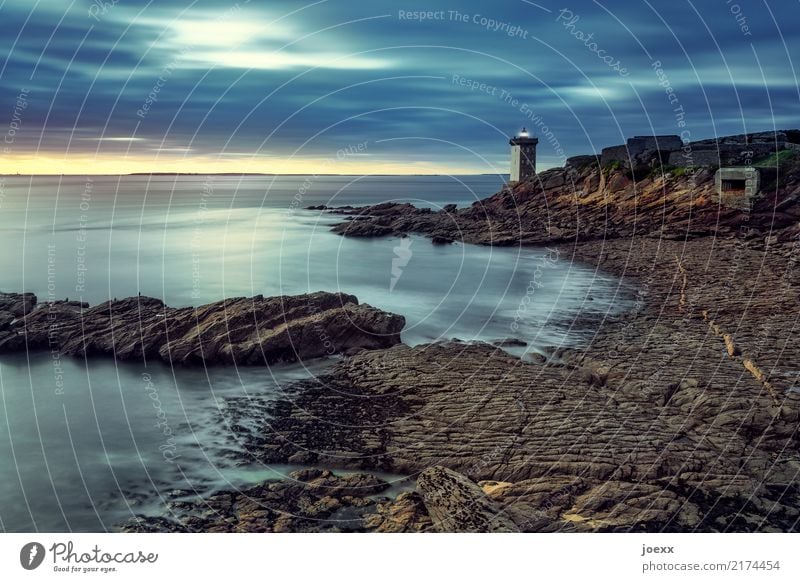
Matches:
[[715, 167, 761, 210]]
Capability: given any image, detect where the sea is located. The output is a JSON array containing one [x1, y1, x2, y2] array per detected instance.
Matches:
[[0, 174, 631, 531]]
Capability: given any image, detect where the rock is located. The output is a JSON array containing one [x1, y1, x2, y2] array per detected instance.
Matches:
[[417, 466, 519, 532], [478, 480, 513, 496], [431, 235, 453, 245], [0, 311, 14, 330], [525, 352, 547, 364], [119, 470, 406, 533], [562, 481, 699, 531], [566, 155, 598, 171], [0, 292, 37, 317], [289, 469, 391, 497], [364, 491, 433, 532], [0, 292, 405, 366], [492, 338, 527, 347], [239, 282, 800, 531], [331, 219, 396, 237], [606, 171, 629, 192], [543, 172, 566, 189]]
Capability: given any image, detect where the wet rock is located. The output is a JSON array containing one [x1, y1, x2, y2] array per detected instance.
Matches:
[[119, 470, 406, 533], [289, 468, 391, 497], [430, 235, 453, 245], [242, 301, 799, 532], [0, 292, 405, 365], [492, 338, 527, 347], [0, 311, 14, 330], [0, 292, 36, 318]]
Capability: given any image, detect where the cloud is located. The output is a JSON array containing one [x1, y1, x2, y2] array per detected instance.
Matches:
[[167, 18, 294, 49], [79, 136, 147, 142], [0, 0, 797, 174], [183, 50, 391, 71]]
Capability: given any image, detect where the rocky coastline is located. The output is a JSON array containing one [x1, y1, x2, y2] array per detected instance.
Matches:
[[323, 151, 800, 245], [11, 144, 800, 533], [122, 147, 800, 533]]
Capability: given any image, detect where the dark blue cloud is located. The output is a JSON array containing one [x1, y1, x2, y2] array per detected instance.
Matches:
[[1, 0, 798, 171]]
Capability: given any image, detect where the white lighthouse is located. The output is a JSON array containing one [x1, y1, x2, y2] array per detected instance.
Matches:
[[509, 127, 538, 183]]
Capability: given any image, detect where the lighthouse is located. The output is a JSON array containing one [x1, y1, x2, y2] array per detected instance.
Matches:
[[509, 127, 538, 183]]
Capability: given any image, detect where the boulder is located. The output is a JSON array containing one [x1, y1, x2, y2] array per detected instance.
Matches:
[[417, 466, 519, 532], [0, 292, 405, 366]]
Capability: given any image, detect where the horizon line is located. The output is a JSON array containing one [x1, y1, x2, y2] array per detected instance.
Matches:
[[0, 172, 510, 177]]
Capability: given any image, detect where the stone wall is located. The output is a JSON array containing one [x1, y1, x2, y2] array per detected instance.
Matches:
[[599, 144, 630, 166], [627, 135, 683, 154], [595, 130, 799, 171], [600, 135, 683, 169], [671, 142, 783, 168]]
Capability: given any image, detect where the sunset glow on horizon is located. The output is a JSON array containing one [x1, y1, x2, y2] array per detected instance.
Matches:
[[0, 153, 488, 176]]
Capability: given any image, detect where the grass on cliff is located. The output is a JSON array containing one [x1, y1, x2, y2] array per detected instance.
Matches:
[[602, 160, 639, 181], [601, 160, 624, 176], [753, 148, 799, 168], [668, 166, 696, 177], [646, 165, 698, 180]]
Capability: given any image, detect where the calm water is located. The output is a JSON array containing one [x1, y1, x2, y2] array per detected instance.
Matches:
[[0, 175, 631, 531]]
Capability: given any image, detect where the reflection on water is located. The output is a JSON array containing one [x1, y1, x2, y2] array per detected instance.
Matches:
[[0, 175, 631, 531]]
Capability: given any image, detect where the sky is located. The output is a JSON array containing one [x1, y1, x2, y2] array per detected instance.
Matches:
[[1, 0, 798, 175]]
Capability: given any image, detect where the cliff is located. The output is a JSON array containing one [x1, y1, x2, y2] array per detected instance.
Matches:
[[327, 148, 800, 245]]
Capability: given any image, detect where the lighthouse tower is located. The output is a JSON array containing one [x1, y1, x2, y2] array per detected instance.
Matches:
[[509, 127, 538, 183]]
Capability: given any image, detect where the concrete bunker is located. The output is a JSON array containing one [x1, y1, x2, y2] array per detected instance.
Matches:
[[714, 167, 761, 210]]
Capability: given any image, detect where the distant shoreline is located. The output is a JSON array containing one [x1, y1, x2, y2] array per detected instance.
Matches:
[[0, 173, 508, 177]]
